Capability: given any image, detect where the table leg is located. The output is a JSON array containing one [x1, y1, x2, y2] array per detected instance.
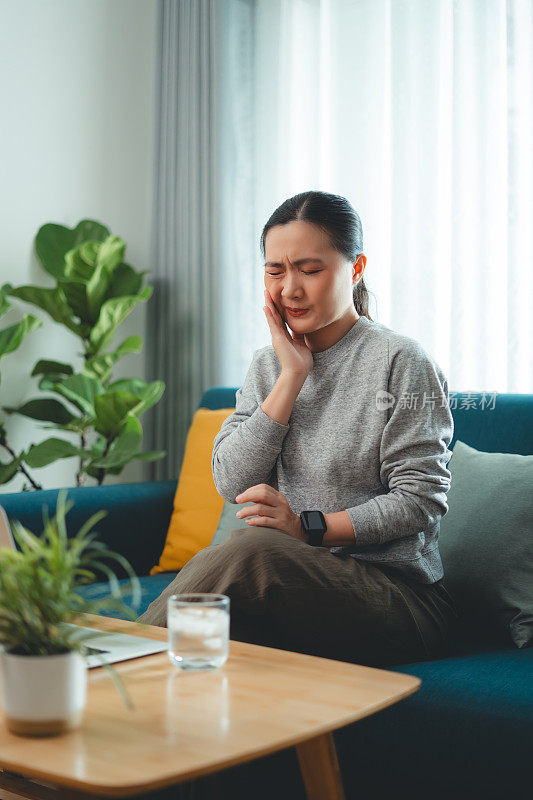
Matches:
[[296, 731, 347, 800]]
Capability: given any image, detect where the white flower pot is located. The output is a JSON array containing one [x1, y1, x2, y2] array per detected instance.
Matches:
[[0, 649, 87, 736]]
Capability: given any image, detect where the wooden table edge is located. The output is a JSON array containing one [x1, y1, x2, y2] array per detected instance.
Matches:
[[0, 614, 422, 798]]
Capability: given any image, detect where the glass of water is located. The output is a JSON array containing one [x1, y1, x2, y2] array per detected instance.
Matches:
[[167, 593, 230, 670]]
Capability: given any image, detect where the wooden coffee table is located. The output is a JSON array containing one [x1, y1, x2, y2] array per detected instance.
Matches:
[[0, 614, 420, 799]]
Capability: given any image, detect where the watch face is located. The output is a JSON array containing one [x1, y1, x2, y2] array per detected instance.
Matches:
[[300, 511, 326, 546], [307, 511, 324, 530], [302, 511, 325, 533]]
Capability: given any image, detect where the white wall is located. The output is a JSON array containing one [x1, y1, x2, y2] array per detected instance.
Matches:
[[0, 0, 158, 492]]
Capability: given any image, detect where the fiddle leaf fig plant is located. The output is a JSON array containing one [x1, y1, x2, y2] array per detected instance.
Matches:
[[1, 220, 166, 487]]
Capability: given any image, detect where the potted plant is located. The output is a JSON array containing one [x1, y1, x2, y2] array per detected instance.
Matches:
[[0, 489, 142, 736], [1, 219, 167, 490]]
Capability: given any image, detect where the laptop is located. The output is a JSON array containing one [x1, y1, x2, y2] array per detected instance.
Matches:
[[0, 506, 168, 668]]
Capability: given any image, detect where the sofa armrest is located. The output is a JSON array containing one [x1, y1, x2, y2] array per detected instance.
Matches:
[[0, 480, 177, 579]]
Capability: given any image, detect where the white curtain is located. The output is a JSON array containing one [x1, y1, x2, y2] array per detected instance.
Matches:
[[220, 0, 533, 395], [147, 0, 532, 480]]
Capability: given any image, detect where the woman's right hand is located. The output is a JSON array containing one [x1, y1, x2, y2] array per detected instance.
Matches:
[[263, 289, 314, 376]]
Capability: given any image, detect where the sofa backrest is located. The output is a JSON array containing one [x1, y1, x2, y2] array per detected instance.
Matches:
[[199, 389, 533, 456], [0, 480, 178, 580]]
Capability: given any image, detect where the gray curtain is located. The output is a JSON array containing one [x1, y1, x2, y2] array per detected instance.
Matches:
[[145, 0, 233, 482]]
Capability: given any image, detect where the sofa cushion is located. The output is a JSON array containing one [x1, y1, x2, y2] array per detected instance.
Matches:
[[150, 407, 235, 574], [438, 439, 533, 648], [211, 498, 257, 546], [332, 648, 533, 800], [78, 573, 178, 619]]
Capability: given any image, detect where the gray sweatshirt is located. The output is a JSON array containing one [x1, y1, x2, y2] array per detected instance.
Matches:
[[211, 314, 454, 584]]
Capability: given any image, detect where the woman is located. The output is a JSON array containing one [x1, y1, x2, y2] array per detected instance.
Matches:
[[139, 190, 459, 668]]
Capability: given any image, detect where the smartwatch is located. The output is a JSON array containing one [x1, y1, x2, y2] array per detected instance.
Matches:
[[299, 510, 327, 546]]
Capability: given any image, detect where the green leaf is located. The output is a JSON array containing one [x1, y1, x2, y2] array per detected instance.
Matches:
[[38, 374, 73, 392], [103, 378, 165, 417], [35, 416, 95, 435], [93, 391, 143, 437], [106, 377, 148, 394], [25, 438, 84, 469], [105, 263, 147, 300], [31, 359, 74, 378], [86, 262, 112, 321], [132, 450, 167, 462], [88, 436, 106, 457], [0, 315, 42, 364], [35, 220, 110, 279], [64, 241, 99, 282], [2, 398, 77, 425], [52, 374, 104, 416], [89, 413, 142, 468], [132, 381, 165, 416], [87, 286, 152, 357], [2, 284, 82, 336], [83, 463, 109, 479], [82, 335, 142, 383], [94, 463, 126, 476], [0, 453, 24, 485], [96, 236, 126, 274], [0, 288, 11, 319], [57, 279, 90, 324], [111, 335, 142, 358], [60, 236, 130, 324], [88, 448, 166, 473]]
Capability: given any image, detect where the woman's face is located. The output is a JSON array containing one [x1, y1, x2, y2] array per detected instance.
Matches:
[[264, 220, 366, 334]]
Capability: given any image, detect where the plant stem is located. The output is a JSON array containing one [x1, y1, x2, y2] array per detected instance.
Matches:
[[0, 437, 43, 491], [96, 438, 111, 486], [76, 432, 87, 487]]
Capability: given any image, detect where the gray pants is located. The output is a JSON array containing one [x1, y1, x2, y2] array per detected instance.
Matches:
[[137, 526, 459, 667]]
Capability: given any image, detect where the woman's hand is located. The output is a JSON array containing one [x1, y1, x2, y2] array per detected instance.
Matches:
[[235, 484, 307, 542], [263, 289, 314, 375]]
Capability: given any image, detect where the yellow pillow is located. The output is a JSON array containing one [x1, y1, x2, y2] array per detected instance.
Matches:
[[150, 407, 236, 574]]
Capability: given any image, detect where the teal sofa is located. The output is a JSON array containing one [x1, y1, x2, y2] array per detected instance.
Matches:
[[1, 391, 531, 800]]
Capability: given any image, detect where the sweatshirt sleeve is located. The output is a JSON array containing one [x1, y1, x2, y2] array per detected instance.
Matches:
[[346, 341, 454, 548], [211, 349, 291, 502]]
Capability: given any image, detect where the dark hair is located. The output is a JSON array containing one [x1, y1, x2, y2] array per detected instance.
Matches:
[[260, 190, 374, 320]]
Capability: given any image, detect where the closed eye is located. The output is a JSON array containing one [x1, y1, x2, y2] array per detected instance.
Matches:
[[267, 270, 322, 276]]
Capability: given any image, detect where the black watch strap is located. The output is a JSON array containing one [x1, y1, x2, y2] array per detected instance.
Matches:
[[299, 510, 327, 546]]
